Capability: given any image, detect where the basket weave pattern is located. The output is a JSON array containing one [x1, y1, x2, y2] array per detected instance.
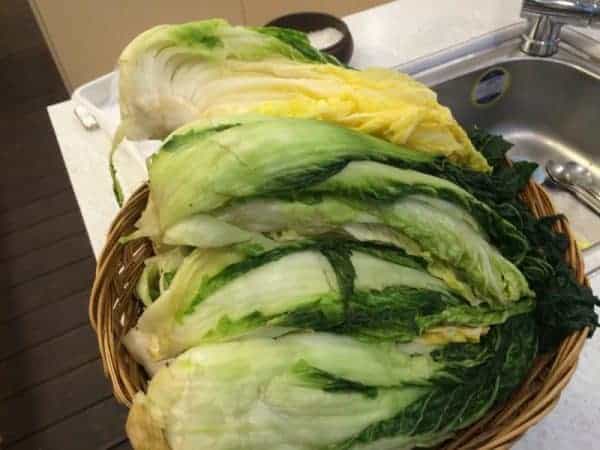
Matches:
[[89, 182, 589, 450]]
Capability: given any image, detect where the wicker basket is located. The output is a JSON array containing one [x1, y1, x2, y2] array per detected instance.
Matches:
[[89, 182, 590, 450]]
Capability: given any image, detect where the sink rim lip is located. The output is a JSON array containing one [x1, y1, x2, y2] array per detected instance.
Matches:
[[397, 23, 600, 87], [398, 22, 600, 275], [395, 22, 530, 76], [421, 50, 600, 87]]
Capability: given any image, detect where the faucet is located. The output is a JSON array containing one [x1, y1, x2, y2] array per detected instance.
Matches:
[[521, 0, 600, 56]]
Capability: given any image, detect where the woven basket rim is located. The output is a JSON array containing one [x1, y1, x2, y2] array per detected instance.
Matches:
[[89, 181, 590, 450]]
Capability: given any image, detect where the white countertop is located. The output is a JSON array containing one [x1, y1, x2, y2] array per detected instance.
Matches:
[[345, 0, 525, 68], [48, 1, 600, 448]]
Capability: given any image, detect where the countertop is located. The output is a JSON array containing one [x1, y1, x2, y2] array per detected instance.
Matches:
[[48, 1, 600, 448]]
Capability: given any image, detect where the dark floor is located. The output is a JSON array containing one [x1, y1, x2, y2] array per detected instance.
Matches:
[[1, 2, 130, 449]]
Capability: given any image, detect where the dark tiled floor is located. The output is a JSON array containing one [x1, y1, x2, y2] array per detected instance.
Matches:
[[1, 2, 129, 448]]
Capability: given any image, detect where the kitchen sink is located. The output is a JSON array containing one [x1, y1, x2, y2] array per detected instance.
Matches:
[[403, 24, 600, 254]]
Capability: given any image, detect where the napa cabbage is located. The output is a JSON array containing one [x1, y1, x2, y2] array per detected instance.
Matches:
[[118, 19, 489, 171], [126, 316, 536, 450]]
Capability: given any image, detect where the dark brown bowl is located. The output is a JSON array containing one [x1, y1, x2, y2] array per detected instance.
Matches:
[[266, 12, 353, 65]]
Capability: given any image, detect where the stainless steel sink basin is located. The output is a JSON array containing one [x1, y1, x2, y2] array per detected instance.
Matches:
[[405, 25, 600, 247]]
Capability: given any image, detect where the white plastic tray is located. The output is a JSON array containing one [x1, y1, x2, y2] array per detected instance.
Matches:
[[72, 71, 120, 135], [71, 71, 160, 201]]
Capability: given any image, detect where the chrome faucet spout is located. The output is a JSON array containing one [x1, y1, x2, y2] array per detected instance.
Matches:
[[521, 0, 600, 56]]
